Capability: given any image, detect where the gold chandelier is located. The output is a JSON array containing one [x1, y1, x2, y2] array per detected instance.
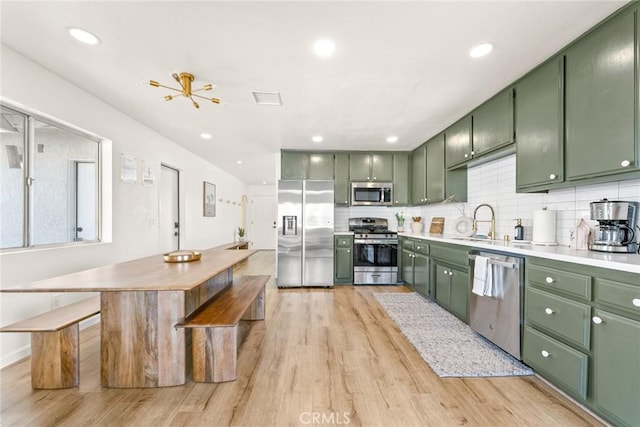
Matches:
[[149, 72, 220, 109]]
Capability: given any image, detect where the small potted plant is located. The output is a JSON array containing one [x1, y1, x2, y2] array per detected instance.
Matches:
[[395, 212, 405, 232], [237, 227, 246, 241], [410, 216, 423, 234]]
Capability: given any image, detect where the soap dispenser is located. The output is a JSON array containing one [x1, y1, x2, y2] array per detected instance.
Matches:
[[514, 218, 524, 240]]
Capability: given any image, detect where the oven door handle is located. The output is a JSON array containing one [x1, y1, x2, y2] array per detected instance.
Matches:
[[354, 239, 398, 245]]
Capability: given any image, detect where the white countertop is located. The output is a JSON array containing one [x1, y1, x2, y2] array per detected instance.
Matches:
[[334, 231, 354, 235], [398, 232, 640, 274]]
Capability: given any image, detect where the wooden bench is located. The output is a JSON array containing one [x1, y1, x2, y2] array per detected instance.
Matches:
[[176, 275, 268, 383], [0, 295, 100, 389]]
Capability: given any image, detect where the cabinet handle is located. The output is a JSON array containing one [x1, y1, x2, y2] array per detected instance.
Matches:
[[443, 270, 448, 275], [464, 153, 469, 158], [347, 250, 350, 253], [449, 271, 453, 276], [632, 298, 640, 307], [541, 350, 550, 358], [549, 173, 557, 180], [545, 277, 554, 284], [621, 160, 631, 167], [544, 308, 554, 315], [592, 316, 603, 325], [416, 246, 420, 250], [471, 151, 475, 155]]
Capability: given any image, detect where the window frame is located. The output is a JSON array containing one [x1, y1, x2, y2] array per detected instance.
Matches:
[[1, 103, 104, 250]]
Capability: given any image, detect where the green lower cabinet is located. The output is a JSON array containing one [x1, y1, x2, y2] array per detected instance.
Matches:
[[432, 244, 469, 322], [449, 267, 469, 320], [525, 257, 640, 427], [591, 309, 640, 427], [525, 287, 590, 350], [413, 252, 429, 298], [523, 326, 588, 400], [399, 238, 430, 298], [401, 247, 415, 290], [334, 236, 353, 284], [435, 263, 468, 321], [434, 264, 452, 309]]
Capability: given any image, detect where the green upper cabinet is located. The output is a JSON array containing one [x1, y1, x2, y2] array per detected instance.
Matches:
[[445, 115, 472, 169], [472, 88, 514, 157], [334, 153, 350, 205], [281, 151, 309, 180], [349, 153, 371, 181], [516, 57, 564, 190], [565, 7, 638, 180], [372, 154, 393, 181], [307, 153, 334, 180], [349, 153, 393, 182], [411, 144, 426, 204], [281, 151, 333, 180], [392, 153, 410, 206], [426, 133, 445, 203]]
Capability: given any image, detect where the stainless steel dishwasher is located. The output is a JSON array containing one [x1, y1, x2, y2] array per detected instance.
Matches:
[[468, 250, 524, 360]]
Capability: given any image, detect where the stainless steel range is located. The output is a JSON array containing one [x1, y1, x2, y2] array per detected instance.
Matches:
[[349, 217, 398, 285]]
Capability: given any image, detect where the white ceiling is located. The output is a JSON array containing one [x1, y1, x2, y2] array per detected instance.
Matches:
[[0, 1, 628, 185]]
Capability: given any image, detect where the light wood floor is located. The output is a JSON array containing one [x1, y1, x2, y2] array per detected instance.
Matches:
[[1, 251, 603, 426]]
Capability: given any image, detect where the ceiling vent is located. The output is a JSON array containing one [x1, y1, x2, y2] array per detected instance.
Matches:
[[251, 91, 282, 106]]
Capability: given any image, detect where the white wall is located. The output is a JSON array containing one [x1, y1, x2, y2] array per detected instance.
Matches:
[[336, 153, 640, 246], [0, 46, 248, 367]]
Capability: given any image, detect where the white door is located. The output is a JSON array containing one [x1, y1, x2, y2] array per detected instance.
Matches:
[[159, 165, 180, 252], [251, 195, 277, 250], [75, 161, 96, 241]]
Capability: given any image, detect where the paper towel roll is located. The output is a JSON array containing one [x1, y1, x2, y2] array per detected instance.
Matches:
[[532, 209, 557, 245]]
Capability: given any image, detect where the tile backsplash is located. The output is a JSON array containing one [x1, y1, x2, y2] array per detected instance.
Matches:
[[335, 153, 640, 246]]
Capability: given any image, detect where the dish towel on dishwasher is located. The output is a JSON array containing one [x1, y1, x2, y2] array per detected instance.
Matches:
[[489, 265, 505, 298], [472, 255, 492, 296]]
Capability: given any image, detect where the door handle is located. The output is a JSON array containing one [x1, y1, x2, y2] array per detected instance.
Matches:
[[174, 232, 179, 236]]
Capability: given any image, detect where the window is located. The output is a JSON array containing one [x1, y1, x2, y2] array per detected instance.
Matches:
[[0, 105, 101, 249]]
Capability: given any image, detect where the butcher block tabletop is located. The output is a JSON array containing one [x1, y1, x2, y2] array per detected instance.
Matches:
[[1, 247, 256, 292]]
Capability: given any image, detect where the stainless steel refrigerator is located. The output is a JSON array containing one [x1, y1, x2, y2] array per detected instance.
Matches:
[[277, 180, 334, 287]]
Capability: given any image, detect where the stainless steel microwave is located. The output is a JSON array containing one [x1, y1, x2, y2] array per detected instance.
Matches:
[[351, 182, 393, 206]]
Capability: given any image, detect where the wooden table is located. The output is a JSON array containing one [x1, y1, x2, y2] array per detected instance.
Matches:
[[0, 247, 256, 388]]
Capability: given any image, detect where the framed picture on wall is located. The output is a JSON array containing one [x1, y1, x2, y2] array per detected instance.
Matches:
[[203, 181, 216, 217]]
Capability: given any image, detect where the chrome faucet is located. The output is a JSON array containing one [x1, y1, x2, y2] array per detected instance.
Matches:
[[473, 203, 496, 240]]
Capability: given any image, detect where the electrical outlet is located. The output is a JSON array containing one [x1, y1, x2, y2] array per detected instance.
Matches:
[[51, 294, 62, 309]]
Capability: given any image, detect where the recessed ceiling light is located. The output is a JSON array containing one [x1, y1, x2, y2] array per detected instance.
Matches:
[[67, 27, 100, 45], [312, 135, 324, 143], [314, 39, 335, 57], [386, 136, 398, 143], [470, 43, 493, 58], [262, 181, 267, 185], [200, 133, 212, 140], [237, 160, 243, 165]]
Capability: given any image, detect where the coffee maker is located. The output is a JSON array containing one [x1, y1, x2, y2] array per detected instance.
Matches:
[[589, 199, 638, 253]]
